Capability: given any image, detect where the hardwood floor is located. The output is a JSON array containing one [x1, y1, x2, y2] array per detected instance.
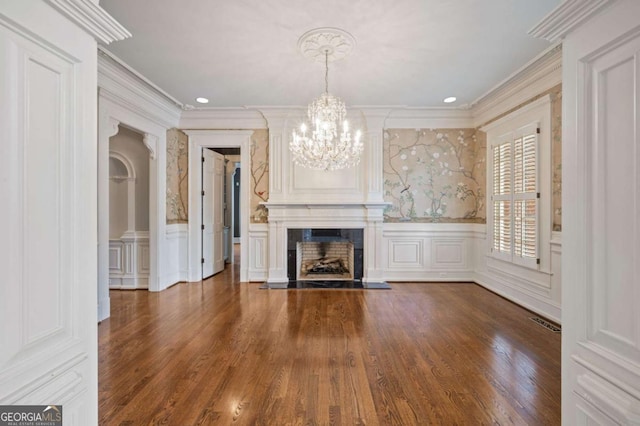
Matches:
[[99, 260, 560, 425]]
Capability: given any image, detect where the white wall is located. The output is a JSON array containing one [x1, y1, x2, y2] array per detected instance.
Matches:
[[531, 0, 640, 422], [0, 1, 129, 424]]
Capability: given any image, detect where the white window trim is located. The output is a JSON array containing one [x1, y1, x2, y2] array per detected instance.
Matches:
[[482, 95, 552, 274]]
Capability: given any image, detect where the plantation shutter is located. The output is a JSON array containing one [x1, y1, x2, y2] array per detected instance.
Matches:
[[492, 123, 539, 268], [492, 140, 511, 257], [513, 128, 538, 267]]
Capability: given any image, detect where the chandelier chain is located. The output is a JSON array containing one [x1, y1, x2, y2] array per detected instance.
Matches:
[[324, 50, 329, 94]]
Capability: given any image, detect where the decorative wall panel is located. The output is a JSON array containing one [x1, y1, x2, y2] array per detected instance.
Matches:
[[389, 240, 423, 267], [586, 34, 640, 361], [166, 128, 188, 224], [383, 128, 486, 222], [250, 130, 269, 223], [432, 239, 466, 269], [248, 224, 268, 280]]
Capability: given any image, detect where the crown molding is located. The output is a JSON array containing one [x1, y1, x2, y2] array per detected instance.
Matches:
[[46, 0, 131, 44], [98, 48, 182, 129], [528, 0, 615, 42], [470, 42, 562, 128], [179, 108, 268, 129], [383, 107, 474, 129]]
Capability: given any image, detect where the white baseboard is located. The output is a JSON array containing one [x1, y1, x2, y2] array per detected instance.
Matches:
[[474, 271, 561, 323]]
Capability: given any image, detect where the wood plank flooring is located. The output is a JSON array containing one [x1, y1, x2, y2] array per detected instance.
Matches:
[[98, 262, 560, 425]]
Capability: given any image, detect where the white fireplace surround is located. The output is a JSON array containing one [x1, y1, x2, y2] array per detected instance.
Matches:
[[262, 201, 389, 288]]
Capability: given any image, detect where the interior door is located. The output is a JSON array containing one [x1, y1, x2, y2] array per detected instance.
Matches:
[[213, 152, 225, 274], [202, 149, 214, 278], [202, 148, 225, 279]]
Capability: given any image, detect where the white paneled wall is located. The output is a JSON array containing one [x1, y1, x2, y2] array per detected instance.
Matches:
[[0, 1, 129, 424], [383, 223, 478, 282], [109, 232, 150, 289], [248, 224, 268, 281], [165, 223, 188, 285], [535, 0, 640, 421], [382, 222, 561, 322], [244, 220, 561, 321]]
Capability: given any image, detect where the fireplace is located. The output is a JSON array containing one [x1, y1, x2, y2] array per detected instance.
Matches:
[[287, 229, 363, 282]]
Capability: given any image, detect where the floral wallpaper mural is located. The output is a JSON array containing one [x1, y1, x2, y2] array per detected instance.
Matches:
[[383, 128, 486, 223], [166, 128, 188, 224], [550, 85, 562, 231], [250, 129, 269, 223]]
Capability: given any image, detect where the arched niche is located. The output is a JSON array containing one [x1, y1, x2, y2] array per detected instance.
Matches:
[[109, 151, 136, 236]]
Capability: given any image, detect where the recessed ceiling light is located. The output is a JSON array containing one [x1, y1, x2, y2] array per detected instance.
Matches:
[[196, 97, 209, 104], [443, 96, 457, 103]]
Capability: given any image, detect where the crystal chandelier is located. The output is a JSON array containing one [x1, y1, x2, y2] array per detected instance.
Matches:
[[290, 29, 363, 171]]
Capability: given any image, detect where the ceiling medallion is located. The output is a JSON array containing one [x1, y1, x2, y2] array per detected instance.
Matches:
[[290, 28, 363, 171]]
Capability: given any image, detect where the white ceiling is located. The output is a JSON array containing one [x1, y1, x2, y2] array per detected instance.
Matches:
[[99, 0, 560, 109]]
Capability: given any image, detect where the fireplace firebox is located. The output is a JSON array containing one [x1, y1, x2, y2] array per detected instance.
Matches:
[[287, 229, 364, 282]]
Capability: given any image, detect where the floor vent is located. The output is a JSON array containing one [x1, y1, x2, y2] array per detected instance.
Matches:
[[529, 317, 561, 333]]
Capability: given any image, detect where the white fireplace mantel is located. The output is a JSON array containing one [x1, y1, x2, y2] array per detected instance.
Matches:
[[263, 201, 390, 212], [262, 201, 390, 288]]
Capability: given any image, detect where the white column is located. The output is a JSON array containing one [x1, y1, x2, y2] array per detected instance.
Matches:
[[144, 132, 164, 291], [266, 217, 288, 287], [362, 206, 387, 284], [361, 109, 391, 203], [97, 110, 119, 321]]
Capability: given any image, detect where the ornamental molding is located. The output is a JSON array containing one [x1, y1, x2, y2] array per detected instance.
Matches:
[[46, 0, 131, 44], [297, 28, 356, 63], [143, 134, 158, 160], [528, 0, 615, 42]]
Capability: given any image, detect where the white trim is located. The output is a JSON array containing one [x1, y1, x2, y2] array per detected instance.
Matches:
[[98, 96, 167, 300], [472, 44, 561, 127], [45, 0, 131, 44], [184, 130, 254, 282], [98, 49, 182, 129], [481, 95, 553, 133], [528, 0, 615, 42], [179, 108, 267, 129], [383, 107, 473, 129], [481, 95, 553, 272]]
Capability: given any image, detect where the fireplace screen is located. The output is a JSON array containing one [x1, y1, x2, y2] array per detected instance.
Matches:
[[297, 241, 354, 281]]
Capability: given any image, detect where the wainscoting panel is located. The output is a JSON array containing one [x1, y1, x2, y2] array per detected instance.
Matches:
[[383, 223, 480, 281], [109, 245, 123, 273], [389, 240, 423, 268], [248, 224, 268, 281], [164, 223, 188, 286], [431, 239, 467, 270], [109, 232, 149, 289]]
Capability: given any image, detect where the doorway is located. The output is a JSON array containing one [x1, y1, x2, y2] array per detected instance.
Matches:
[[108, 126, 151, 289], [201, 148, 226, 278], [185, 130, 253, 283]]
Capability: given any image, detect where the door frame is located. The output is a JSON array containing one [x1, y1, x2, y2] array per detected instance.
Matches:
[[185, 130, 253, 282], [98, 95, 167, 321]]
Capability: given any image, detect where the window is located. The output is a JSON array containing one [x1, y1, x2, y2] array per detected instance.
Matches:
[[492, 123, 539, 268]]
